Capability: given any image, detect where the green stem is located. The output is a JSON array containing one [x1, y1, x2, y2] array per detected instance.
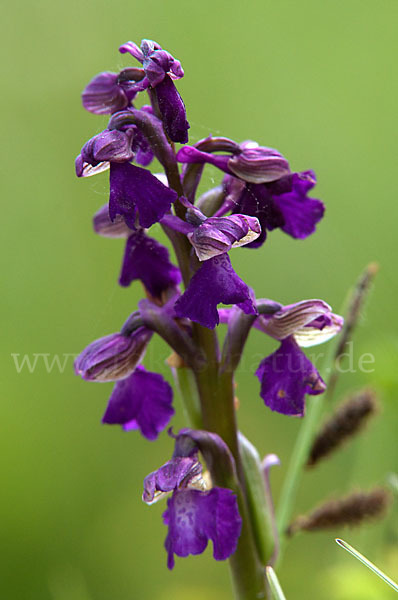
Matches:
[[171, 366, 203, 429], [275, 393, 325, 558], [192, 325, 267, 599]]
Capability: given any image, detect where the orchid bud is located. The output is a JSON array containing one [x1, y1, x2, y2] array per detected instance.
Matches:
[[228, 143, 290, 184]]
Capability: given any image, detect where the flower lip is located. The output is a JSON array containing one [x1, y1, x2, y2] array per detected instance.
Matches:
[[102, 366, 174, 440], [256, 337, 326, 417], [174, 253, 257, 329]]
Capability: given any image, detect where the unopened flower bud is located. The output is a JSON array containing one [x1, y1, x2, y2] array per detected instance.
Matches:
[[188, 214, 261, 261], [228, 143, 290, 184], [74, 327, 152, 382]]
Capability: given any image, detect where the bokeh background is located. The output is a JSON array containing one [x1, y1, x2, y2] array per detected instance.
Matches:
[[2, 1, 397, 598]]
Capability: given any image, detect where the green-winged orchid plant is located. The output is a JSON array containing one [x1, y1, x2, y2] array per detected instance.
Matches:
[[74, 39, 386, 600]]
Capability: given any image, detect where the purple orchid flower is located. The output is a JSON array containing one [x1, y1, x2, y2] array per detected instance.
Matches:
[[177, 137, 324, 247], [231, 170, 325, 247], [120, 39, 190, 143], [255, 300, 343, 416], [177, 138, 290, 184], [75, 310, 175, 439], [143, 429, 242, 569], [221, 299, 343, 416]]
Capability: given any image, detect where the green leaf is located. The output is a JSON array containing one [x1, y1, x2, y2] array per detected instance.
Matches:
[[238, 432, 275, 564], [336, 538, 398, 593], [266, 566, 287, 600]]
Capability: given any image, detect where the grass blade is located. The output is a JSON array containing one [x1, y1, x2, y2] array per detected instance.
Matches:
[[336, 538, 398, 592], [266, 566, 287, 600]]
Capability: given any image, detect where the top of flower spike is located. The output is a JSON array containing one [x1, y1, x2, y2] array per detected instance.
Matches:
[[120, 39, 184, 85]]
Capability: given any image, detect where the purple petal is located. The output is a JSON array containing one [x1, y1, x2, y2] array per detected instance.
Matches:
[[102, 366, 174, 440], [143, 50, 171, 86], [93, 204, 131, 238], [74, 328, 152, 382], [255, 338, 325, 417], [177, 146, 230, 172], [232, 184, 284, 248], [119, 229, 181, 297], [228, 145, 290, 183], [140, 39, 162, 57], [132, 123, 154, 166], [188, 214, 261, 261], [256, 299, 333, 340], [174, 254, 257, 329], [154, 76, 190, 144], [79, 129, 135, 168], [130, 40, 184, 86], [272, 171, 325, 239], [82, 72, 129, 115], [109, 162, 178, 229], [163, 488, 241, 569], [119, 41, 144, 62], [144, 49, 184, 86], [143, 455, 202, 503], [75, 155, 110, 178]]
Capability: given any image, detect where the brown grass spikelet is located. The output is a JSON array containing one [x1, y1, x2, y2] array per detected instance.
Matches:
[[307, 388, 378, 467], [287, 488, 391, 536]]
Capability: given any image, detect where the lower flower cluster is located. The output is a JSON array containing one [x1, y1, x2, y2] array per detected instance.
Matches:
[[143, 429, 242, 569]]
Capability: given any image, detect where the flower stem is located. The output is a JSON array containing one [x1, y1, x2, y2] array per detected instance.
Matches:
[[192, 325, 267, 599], [162, 134, 267, 599], [171, 365, 203, 429]]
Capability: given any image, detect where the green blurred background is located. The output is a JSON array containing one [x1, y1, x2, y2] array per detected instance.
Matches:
[[2, 0, 397, 598]]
